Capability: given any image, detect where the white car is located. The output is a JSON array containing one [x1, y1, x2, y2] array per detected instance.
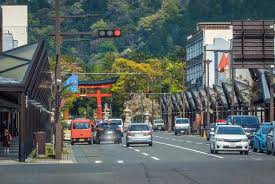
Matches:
[[174, 118, 191, 135], [210, 125, 249, 155], [109, 118, 124, 133]]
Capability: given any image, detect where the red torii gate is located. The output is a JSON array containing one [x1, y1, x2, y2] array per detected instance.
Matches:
[[74, 77, 118, 120]]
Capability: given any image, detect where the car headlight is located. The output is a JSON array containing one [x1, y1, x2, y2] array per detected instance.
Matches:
[[216, 138, 224, 142], [241, 138, 248, 142]]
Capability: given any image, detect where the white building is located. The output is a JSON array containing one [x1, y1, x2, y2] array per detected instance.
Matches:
[[185, 22, 251, 89], [1, 5, 28, 51]]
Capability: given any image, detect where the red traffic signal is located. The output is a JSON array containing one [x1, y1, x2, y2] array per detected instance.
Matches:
[[98, 28, 121, 37]]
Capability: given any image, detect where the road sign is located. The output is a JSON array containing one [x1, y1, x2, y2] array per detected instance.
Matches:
[[64, 74, 78, 92]]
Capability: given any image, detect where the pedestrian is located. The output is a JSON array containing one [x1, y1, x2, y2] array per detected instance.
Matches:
[[2, 129, 12, 154]]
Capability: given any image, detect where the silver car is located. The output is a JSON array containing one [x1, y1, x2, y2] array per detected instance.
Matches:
[[126, 123, 153, 147]]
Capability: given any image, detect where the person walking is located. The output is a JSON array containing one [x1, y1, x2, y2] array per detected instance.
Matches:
[[2, 129, 12, 154]]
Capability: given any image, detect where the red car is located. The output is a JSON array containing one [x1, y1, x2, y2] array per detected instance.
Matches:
[[71, 119, 92, 145]]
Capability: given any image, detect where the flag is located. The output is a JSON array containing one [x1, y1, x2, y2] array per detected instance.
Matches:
[[218, 53, 229, 73]]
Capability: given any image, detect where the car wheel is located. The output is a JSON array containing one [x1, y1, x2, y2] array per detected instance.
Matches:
[[207, 137, 210, 141], [71, 142, 74, 145], [210, 144, 214, 154], [126, 143, 130, 147], [252, 145, 257, 152], [149, 142, 153, 147], [258, 141, 263, 153], [244, 151, 249, 155], [175, 132, 177, 136], [88, 141, 92, 145], [240, 151, 243, 155], [272, 144, 275, 156], [267, 147, 271, 155]]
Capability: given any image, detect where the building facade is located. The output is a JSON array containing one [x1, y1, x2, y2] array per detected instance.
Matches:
[[185, 22, 251, 89], [1, 5, 28, 51]]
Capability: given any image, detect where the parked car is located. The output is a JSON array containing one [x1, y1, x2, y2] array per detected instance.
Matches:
[[206, 122, 227, 141], [126, 123, 152, 147], [266, 124, 275, 155], [252, 123, 273, 153], [93, 122, 122, 144], [174, 118, 191, 135], [153, 119, 165, 131], [210, 125, 249, 155], [226, 115, 260, 145], [71, 119, 92, 145]]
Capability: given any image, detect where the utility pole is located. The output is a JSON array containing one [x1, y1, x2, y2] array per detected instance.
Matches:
[[270, 65, 274, 121], [231, 68, 235, 115], [206, 59, 212, 128], [54, 0, 62, 160]]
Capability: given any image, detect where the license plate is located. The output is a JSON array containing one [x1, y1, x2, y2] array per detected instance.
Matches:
[[136, 134, 143, 137], [181, 130, 185, 133], [107, 131, 113, 134], [79, 139, 84, 142], [229, 144, 236, 147]]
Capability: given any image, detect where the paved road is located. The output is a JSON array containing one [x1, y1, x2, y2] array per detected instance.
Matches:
[[1, 131, 275, 184]]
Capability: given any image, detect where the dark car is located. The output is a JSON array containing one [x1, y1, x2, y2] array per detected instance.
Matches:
[[93, 122, 122, 144], [226, 115, 260, 145], [266, 124, 275, 155]]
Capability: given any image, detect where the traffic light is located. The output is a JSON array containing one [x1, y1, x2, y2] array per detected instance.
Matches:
[[98, 28, 121, 37]]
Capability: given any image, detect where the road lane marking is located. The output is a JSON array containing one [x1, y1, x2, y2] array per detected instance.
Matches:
[[165, 138, 170, 140], [117, 160, 124, 164], [151, 156, 160, 160], [153, 141, 224, 159], [206, 144, 210, 145], [128, 147, 133, 149], [95, 160, 102, 164], [196, 142, 203, 145], [122, 145, 126, 147], [134, 149, 140, 152], [250, 157, 263, 161], [142, 152, 149, 156], [172, 139, 176, 141], [186, 141, 192, 143]]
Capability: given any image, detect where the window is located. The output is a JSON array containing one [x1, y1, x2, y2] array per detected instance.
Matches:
[[73, 122, 90, 129], [130, 125, 149, 131], [217, 127, 245, 135]]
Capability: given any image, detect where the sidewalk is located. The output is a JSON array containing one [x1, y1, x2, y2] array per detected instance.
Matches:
[[0, 136, 19, 164], [25, 142, 76, 164]]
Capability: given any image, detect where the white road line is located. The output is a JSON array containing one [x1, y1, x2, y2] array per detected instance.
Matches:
[[206, 144, 210, 145], [159, 137, 163, 139], [186, 141, 192, 143], [196, 142, 203, 145], [128, 147, 133, 149], [250, 157, 263, 161], [154, 135, 159, 137], [117, 160, 124, 164], [151, 156, 160, 160], [153, 141, 224, 159], [142, 152, 149, 156], [95, 160, 102, 164], [165, 138, 170, 140], [122, 145, 126, 147], [134, 149, 140, 152], [172, 139, 176, 141]]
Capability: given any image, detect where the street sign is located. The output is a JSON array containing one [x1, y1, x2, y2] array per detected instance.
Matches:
[[232, 20, 274, 69], [64, 74, 78, 92]]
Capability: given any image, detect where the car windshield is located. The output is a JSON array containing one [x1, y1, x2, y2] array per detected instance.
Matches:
[[73, 122, 90, 129], [130, 125, 149, 131], [109, 119, 122, 125], [217, 127, 245, 135], [262, 127, 272, 134], [176, 119, 189, 124], [233, 117, 259, 128]]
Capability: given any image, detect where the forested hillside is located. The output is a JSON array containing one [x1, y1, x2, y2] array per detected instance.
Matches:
[[2, 0, 275, 61]]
